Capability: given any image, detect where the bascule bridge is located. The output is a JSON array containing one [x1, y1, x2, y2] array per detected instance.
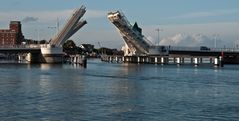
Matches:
[[107, 11, 239, 66], [38, 5, 87, 63], [108, 11, 154, 56], [0, 5, 87, 63]]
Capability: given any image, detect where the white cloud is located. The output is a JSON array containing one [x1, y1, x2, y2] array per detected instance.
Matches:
[[169, 9, 239, 19], [158, 33, 239, 49], [159, 33, 217, 47], [22, 16, 39, 23], [141, 22, 239, 48]]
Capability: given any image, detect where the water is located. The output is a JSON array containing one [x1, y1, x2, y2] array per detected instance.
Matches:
[[0, 59, 239, 121]]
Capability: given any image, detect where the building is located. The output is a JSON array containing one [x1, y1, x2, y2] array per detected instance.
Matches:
[[0, 21, 24, 46], [80, 44, 94, 53]]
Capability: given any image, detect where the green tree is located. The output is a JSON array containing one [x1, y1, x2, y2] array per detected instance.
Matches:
[[63, 40, 78, 55]]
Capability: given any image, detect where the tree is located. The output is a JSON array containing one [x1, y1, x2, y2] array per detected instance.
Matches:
[[63, 40, 78, 55], [39, 40, 48, 44]]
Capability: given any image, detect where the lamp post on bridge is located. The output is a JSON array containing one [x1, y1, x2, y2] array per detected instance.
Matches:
[[35, 28, 45, 42], [48, 18, 60, 39], [48, 26, 57, 38], [155, 28, 163, 46], [213, 34, 219, 49], [35, 29, 40, 41]]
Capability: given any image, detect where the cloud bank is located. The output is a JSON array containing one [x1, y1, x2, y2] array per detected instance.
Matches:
[[22, 16, 39, 23], [159, 33, 236, 48]]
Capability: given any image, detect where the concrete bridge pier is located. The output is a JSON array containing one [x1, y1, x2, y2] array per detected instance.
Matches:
[[210, 58, 213, 64], [194, 58, 199, 66], [146, 57, 149, 63], [200, 58, 203, 64], [155, 57, 158, 64], [176, 57, 181, 65], [109, 56, 113, 62], [138, 56, 140, 63], [18, 54, 25, 62], [181, 57, 184, 64], [160, 57, 168, 65], [70, 55, 87, 68], [213, 56, 223, 67], [26, 52, 42, 63], [115, 56, 118, 62], [160, 57, 164, 65]]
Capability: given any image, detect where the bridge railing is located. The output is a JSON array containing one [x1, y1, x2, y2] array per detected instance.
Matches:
[[210, 48, 239, 52], [169, 46, 239, 52], [0, 44, 41, 49]]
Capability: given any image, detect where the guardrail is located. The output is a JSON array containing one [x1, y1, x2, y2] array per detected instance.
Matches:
[[169, 46, 239, 52], [0, 44, 41, 49]]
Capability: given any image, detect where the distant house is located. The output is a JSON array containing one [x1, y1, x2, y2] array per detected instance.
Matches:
[[80, 44, 94, 52]]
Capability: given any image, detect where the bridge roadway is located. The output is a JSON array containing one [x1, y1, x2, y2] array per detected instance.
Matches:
[[169, 50, 236, 56], [102, 48, 239, 65], [0, 46, 41, 53], [166, 49, 239, 64]]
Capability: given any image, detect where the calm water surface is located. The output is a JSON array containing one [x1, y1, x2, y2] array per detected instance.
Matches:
[[0, 59, 239, 120]]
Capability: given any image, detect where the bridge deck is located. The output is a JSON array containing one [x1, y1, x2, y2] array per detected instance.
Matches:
[[0, 47, 41, 53]]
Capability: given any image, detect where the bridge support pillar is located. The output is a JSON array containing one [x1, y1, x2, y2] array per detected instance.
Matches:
[[176, 57, 181, 65], [219, 56, 224, 67], [200, 58, 203, 64], [181, 58, 184, 64], [122, 57, 125, 62], [214, 56, 224, 67], [173, 58, 175, 63], [73, 56, 76, 63], [142, 57, 145, 63], [155, 57, 158, 64], [110, 56, 113, 62], [115, 56, 118, 62], [161, 57, 165, 65], [126, 57, 129, 62], [146, 57, 149, 63], [40, 46, 63, 63], [210, 58, 213, 64], [18, 55, 24, 62], [26, 52, 42, 63], [214, 57, 219, 67], [138, 57, 140, 63], [194, 58, 199, 66]]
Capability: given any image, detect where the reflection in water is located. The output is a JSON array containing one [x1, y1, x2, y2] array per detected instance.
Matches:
[[40, 64, 52, 70], [0, 60, 239, 120], [39, 74, 51, 95]]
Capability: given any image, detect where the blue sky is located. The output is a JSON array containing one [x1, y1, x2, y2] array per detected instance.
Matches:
[[0, 0, 239, 48]]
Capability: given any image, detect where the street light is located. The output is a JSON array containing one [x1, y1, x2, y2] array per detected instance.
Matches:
[[48, 18, 60, 37], [213, 34, 219, 49], [35, 29, 44, 41], [155, 28, 163, 46], [35, 29, 40, 41]]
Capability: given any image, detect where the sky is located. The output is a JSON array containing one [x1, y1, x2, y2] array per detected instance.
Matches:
[[0, 0, 239, 49]]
